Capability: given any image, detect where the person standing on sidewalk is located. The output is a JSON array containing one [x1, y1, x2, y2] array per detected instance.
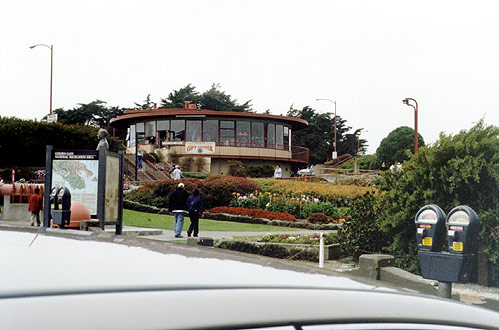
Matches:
[[28, 188, 43, 226], [168, 183, 189, 238], [186, 189, 204, 237], [274, 164, 282, 179], [172, 165, 182, 180]]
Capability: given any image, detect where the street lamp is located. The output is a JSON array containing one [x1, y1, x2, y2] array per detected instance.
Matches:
[[316, 98, 337, 159], [402, 98, 418, 154], [30, 44, 53, 115]]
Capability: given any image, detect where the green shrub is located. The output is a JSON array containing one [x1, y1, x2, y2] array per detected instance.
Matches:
[[183, 172, 209, 179], [378, 121, 499, 285], [248, 165, 274, 178], [228, 160, 248, 177], [168, 151, 180, 163], [0, 116, 121, 167], [194, 157, 206, 172], [202, 175, 260, 209], [215, 240, 319, 262], [335, 192, 387, 258], [304, 201, 339, 217], [307, 212, 328, 224], [180, 157, 194, 171], [342, 175, 381, 187], [124, 188, 167, 208], [147, 152, 160, 163], [125, 178, 203, 208], [340, 154, 377, 170]]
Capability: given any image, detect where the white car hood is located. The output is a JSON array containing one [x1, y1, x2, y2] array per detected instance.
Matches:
[[1, 231, 373, 294]]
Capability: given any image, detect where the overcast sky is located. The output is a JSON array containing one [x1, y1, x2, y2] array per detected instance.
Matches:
[[1, 0, 497, 154]]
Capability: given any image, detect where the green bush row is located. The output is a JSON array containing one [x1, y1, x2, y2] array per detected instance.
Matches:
[[339, 122, 498, 286], [214, 240, 320, 262], [0, 116, 121, 167], [125, 175, 259, 210]]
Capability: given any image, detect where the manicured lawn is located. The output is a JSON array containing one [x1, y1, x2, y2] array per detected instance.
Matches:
[[123, 209, 302, 232]]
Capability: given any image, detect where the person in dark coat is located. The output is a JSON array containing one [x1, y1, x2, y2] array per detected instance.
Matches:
[[186, 189, 204, 237], [168, 183, 189, 238]]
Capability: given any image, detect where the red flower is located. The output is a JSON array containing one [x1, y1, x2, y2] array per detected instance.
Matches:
[[206, 206, 295, 221]]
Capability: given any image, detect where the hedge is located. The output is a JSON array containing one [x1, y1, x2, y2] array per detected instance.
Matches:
[[0, 116, 121, 167]]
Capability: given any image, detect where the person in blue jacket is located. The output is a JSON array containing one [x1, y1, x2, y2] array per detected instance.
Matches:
[[186, 189, 204, 237]]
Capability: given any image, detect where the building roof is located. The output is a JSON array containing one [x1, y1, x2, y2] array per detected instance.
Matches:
[[110, 108, 308, 130]]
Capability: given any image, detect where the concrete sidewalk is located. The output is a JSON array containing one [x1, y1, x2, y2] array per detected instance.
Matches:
[[139, 229, 334, 241], [0, 219, 331, 241]]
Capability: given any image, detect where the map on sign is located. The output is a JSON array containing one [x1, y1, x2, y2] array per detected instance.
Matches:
[[52, 159, 99, 215]]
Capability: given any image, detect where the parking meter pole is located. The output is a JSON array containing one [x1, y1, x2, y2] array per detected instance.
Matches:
[[319, 233, 324, 268], [439, 282, 452, 299]]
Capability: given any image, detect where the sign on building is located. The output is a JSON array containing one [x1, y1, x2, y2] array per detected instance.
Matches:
[[185, 142, 216, 154]]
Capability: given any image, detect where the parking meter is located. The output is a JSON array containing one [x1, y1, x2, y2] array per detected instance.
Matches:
[[446, 206, 479, 254], [51, 186, 71, 228], [417, 205, 480, 290], [415, 205, 446, 252]]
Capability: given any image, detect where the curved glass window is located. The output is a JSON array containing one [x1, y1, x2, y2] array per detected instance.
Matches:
[[266, 123, 275, 149], [157, 120, 170, 147], [171, 120, 185, 141], [237, 121, 250, 146], [251, 122, 264, 147], [276, 125, 284, 149], [186, 120, 202, 142], [284, 126, 290, 150], [145, 121, 156, 144], [220, 120, 235, 146], [136, 122, 145, 145], [129, 125, 136, 147], [203, 120, 218, 142]]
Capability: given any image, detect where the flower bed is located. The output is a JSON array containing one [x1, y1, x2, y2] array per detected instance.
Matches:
[[206, 206, 295, 221], [124, 200, 343, 230], [228, 191, 350, 221]]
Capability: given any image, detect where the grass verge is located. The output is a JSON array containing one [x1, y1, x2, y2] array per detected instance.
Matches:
[[123, 209, 302, 232]]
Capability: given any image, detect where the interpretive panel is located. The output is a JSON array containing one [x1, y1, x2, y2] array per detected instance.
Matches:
[[51, 151, 99, 215], [105, 155, 120, 222]]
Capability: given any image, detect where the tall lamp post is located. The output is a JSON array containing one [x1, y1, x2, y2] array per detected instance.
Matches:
[[316, 98, 337, 159], [402, 98, 418, 154], [355, 130, 367, 174], [30, 44, 53, 115]]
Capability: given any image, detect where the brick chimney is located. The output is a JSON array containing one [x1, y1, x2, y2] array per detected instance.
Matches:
[[184, 101, 197, 109]]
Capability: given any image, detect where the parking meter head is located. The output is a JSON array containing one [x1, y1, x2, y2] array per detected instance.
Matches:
[[57, 187, 72, 211], [446, 206, 479, 254], [49, 186, 62, 210], [415, 205, 446, 251]]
